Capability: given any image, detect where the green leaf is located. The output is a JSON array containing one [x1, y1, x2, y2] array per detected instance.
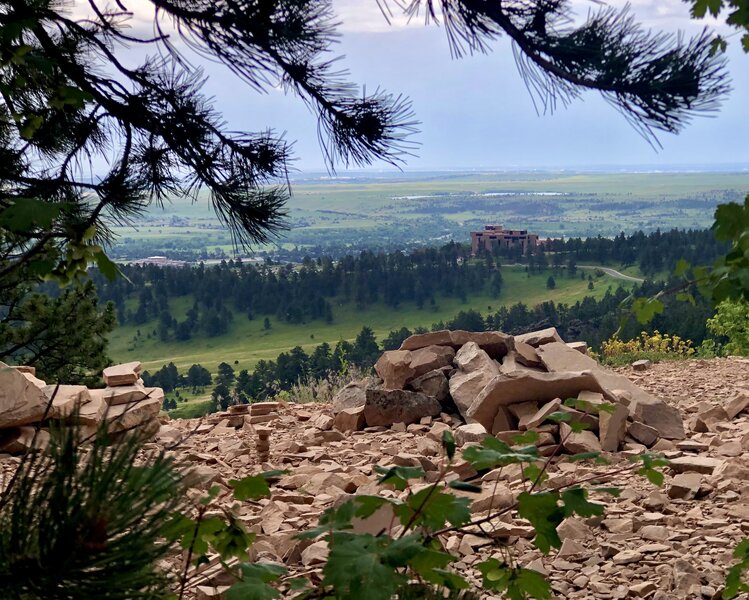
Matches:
[[0, 198, 63, 233], [374, 465, 425, 491], [674, 258, 691, 277], [511, 430, 540, 445], [94, 250, 122, 281], [226, 563, 286, 600], [321, 534, 408, 600], [353, 495, 397, 519], [462, 436, 539, 470], [522, 463, 548, 485], [298, 500, 356, 539], [478, 559, 552, 599], [631, 297, 665, 325], [676, 292, 696, 305], [397, 488, 471, 531], [567, 452, 601, 463], [442, 429, 456, 460], [592, 487, 621, 497], [448, 480, 483, 493], [200, 485, 222, 505], [561, 488, 604, 518], [547, 411, 572, 423], [229, 474, 272, 501], [517, 492, 564, 554], [211, 515, 255, 561]]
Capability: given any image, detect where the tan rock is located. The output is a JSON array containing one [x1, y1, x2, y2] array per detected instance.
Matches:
[[454, 342, 499, 374], [427, 421, 451, 443], [560, 422, 601, 454], [631, 359, 652, 371], [42, 384, 91, 419], [98, 383, 147, 406], [491, 406, 515, 434], [669, 456, 723, 475], [301, 540, 329, 566], [515, 327, 564, 347], [726, 391, 749, 419], [400, 330, 513, 358], [0, 361, 50, 428], [509, 401, 540, 430], [598, 403, 629, 452], [375, 350, 415, 389], [77, 394, 107, 426], [454, 423, 489, 446], [363, 388, 441, 427], [409, 345, 455, 378], [334, 406, 366, 432], [331, 381, 368, 414], [514, 341, 543, 368], [449, 369, 495, 419], [408, 369, 450, 405], [524, 398, 562, 430], [467, 370, 605, 431], [566, 341, 588, 354], [0, 426, 50, 455], [536, 342, 685, 439], [104, 397, 161, 433], [627, 421, 659, 447], [668, 472, 702, 500], [102, 361, 141, 387], [12, 365, 35, 375]]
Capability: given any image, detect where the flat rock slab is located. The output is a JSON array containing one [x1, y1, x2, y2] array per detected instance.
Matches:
[[104, 397, 161, 433], [0, 361, 50, 428], [102, 362, 142, 387], [400, 330, 513, 358], [363, 388, 441, 427], [42, 384, 92, 419], [514, 327, 564, 348], [536, 342, 685, 440], [669, 456, 724, 475], [466, 370, 605, 432]]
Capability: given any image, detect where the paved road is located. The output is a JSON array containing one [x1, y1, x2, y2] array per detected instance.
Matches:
[[577, 265, 644, 283], [504, 263, 644, 283]]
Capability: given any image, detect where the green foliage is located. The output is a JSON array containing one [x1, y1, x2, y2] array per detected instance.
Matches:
[[725, 538, 749, 598], [706, 299, 749, 355], [0, 422, 184, 599], [478, 560, 552, 600]]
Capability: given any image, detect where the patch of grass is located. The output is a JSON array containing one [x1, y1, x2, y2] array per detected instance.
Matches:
[[108, 268, 628, 374]]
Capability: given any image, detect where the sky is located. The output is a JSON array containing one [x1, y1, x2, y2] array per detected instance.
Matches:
[[77, 0, 749, 172]]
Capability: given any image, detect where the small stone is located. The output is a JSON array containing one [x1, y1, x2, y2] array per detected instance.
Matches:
[[334, 406, 366, 432], [629, 581, 657, 597], [524, 398, 562, 430], [668, 472, 702, 500], [628, 421, 659, 447], [613, 550, 643, 565], [560, 422, 601, 454], [669, 456, 723, 475], [454, 423, 489, 446], [631, 359, 652, 371], [102, 362, 141, 387]]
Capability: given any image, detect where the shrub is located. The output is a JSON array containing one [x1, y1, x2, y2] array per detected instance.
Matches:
[[706, 300, 749, 356], [598, 331, 695, 366]]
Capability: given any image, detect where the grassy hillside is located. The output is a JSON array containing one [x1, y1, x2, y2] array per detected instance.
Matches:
[[108, 266, 628, 374]]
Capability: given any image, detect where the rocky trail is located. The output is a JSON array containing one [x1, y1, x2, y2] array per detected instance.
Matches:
[[2, 335, 749, 599]]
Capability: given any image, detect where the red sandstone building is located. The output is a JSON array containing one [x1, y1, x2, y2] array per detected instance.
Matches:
[[470, 225, 539, 255]]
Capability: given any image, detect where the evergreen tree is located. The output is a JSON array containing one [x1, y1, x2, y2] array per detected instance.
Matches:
[[546, 276, 556, 290]]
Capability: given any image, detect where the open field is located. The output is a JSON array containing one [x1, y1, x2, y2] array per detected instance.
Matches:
[[108, 171, 749, 260], [108, 266, 628, 374]]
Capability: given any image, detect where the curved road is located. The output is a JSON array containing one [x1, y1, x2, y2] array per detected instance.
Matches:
[[577, 265, 644, 283], [503, 263, 644, 283]]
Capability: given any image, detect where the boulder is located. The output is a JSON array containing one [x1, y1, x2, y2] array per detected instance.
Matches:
[[104, 397, 162, 433], [0, 426, 50, 455], [0, 361, 50, 428], [514, 342, 543, 368], [363, 389, 441, 427], [99, 383, 148, 406], [102, 361, 142, 387], [409, 346, 455, 382], [668, 472, 702, 500], [449, 370, 494, 420], [375, 350, 415, 390], [408, 369, 450, 406], [332, 381, 368, 414], [455, 423, 490, 446], [536, 342, 685, 440], [524, 398, 562, 431], [598, 403, 629, 451], [400, 330, 513, 358], [560, 422, 601, 454], [566, 342, 588, 354], [627, 421, 659, 447], [454, 342, 499, 374], [334, 406, 366, 432], [515, 327, 564, 348], [42, 384, 91, 419], [467, 370, 605, 432], [726, 391, 749, 420]]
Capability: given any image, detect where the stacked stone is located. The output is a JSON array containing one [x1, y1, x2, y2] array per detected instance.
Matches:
[[0, 360, 165, 456], [329, 328, 690, 456], [255, 427, 271, 463]]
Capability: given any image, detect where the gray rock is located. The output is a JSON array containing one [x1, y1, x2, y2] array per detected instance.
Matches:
[[331, 381, 368, 414], [400, 330, 513, 359], [408, 369, 450, 405], [363, 389, 441, 427], [514, 327, 564, 348]]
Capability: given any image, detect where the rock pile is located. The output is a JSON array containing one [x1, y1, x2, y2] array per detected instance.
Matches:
[[0, 360, 164, 455], [331, 328, 686, 453]]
